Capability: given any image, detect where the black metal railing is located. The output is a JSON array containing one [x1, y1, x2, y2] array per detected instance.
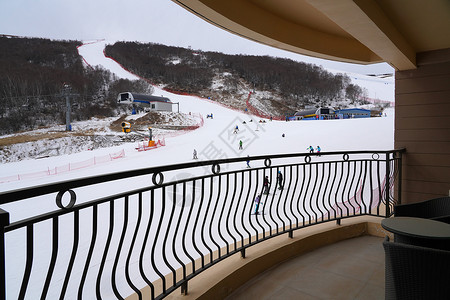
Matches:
[[0, 149, 403, 299]]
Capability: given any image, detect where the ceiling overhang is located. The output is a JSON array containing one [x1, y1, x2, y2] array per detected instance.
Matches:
[[306, 0, 416, 70], [172, 0, 450, 71]]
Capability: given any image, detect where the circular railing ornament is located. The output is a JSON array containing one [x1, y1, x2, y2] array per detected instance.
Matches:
[[264, 158, 272, 168], [304, 155, 311, 163], [343, 153, 349, 161], [372, 153, 380, 160], [211, 164, 221, 175], [152, 172, 164, 186], [56, 190, 76, 209]]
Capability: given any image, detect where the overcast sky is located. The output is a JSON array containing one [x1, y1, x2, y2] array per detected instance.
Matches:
[[1, 0, 394, 75]]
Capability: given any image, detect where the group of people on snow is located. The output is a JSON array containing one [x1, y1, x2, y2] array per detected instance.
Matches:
[[307, 145, 321, 154], [253, 171, 284, 214]]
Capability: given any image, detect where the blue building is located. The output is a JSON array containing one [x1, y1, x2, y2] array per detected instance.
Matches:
[[334, 108, 371, 119]]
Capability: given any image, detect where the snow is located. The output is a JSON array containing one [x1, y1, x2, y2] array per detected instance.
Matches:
[[0, 40, 395, 300], [327, 68, 394, 102]]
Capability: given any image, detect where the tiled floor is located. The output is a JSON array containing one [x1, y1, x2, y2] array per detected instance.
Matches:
[[226, 235, 385, 300]]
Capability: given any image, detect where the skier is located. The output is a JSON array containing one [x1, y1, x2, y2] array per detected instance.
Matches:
[[246, 155, 251, 168], [239, 140, 243, 150], [193, 149, 198, 159], [316, 145, 321, 156], [263, 176, 270, 194], [307, 145, 314, 153], [254, 194, 262, 215], [233, 125, 239, 134], [277, 171, 283, 190]]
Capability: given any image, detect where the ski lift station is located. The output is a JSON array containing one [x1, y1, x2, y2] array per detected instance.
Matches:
[[292, 107, 372, 120], [293, 107, 335, 120], [117, 92, 178, 112]]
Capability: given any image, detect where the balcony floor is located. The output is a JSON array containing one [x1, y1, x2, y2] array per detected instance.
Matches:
[[226, 235, 385, 300]]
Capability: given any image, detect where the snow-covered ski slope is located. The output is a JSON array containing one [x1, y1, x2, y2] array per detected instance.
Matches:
[[1, 40, 394, 192]]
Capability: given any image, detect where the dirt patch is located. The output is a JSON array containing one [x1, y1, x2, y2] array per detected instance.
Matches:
[[0, 131, 91, 147]]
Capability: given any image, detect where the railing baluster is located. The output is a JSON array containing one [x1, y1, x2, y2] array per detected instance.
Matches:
[[97, 200, 114, 299], [253, 170, 265, 240], [151, 188, 166, 293], [210, 176, 223, 257], [233, 172, 245, 251], [226, 173, 238, 251], [397, 151, 403, 205], [322, 163, 332, 222], [316, 163, 325, 221], [125, 194, 143, 299], [347, 161, 356, 215], [19, 225, 33, 300], [181, 181, 196, 275], [287, 165, 297, 232], [360, 161, 368, 214], [302, 164, 313, 223], [139, 191, 155, 299], [42, 217, 58, 300], [385, 153, 391, 217], [329, 162, 338, 221], [78, 205, 98, 299], [171, 183, 187, 280], [220, 174, 231, 254], [310, 163, 319, 222], [336, 161, 345, 218], [297, 164, 307, 226], [192, 179, 206, 269], [60, 210, 79, 299], [341, 160, 351, 217], [202, 178, 215, 263], [162, 186, 177, 287], [275, 167, 286, 233], [368, 160, 374, 214], [246, 170, 257, 243], [197, 178, 211, 267], [0, 209, 9, 300]]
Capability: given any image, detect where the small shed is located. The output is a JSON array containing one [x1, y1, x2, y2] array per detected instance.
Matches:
[[117, 92, 173, 112], [334, 108, 371, 119]]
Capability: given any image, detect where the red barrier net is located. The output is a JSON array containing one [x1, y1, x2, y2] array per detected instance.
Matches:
[[0, 149, 125, 183]]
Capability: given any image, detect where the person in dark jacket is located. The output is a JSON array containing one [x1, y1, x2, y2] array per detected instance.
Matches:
[[277, 171, 283, 190], [263, 176, 270, 194], [254, 194, 262, 214]]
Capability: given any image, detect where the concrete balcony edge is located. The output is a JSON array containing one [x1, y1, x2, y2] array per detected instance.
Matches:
[[128, 216, 393, 300]]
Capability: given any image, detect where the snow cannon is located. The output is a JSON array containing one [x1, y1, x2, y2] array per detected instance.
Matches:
[[121, 122, 131, 133], [147, 127, 155, 147]]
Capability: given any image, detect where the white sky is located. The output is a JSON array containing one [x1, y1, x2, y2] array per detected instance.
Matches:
[[0, 0, 394, 75]]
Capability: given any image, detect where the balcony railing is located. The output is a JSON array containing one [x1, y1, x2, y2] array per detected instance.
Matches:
[[0, 149, 403, 299]]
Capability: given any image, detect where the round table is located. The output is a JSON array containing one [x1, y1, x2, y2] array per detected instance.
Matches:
[[381, 217, 450, 250]]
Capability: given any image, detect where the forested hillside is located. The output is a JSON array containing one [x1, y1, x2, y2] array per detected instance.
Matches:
[[0, 37, 369, 135], [105, 41, 368, 113], [0, 36, 151, 135]]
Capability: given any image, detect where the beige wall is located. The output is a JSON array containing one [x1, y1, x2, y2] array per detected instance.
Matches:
[[395, 48, 450, 203]]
